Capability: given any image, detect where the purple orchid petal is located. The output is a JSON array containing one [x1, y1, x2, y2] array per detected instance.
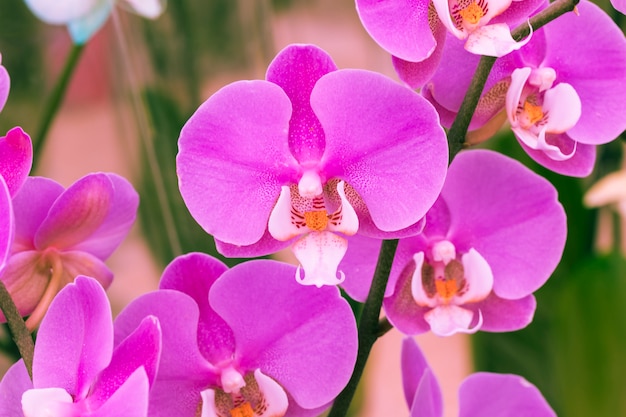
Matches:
[[519, 134, 596, 177], [88, 316, 161, 410], [114, 290, 216, 417], [68, 174, 138, 259], [0, 63, 9, 113], [159, 252, 235, 364], [0, 177, 13, 271], [409, 369, 442, 417], [356, 0, 437, 62], [265, 44, 337, 164], [400, 337, 430, 406], [209, 260, 357, 409], [214, 230, 291, 258], [312, 69, 448, 233], [33, 276, 113, 399], [88, 368, 150, 417], [384, 262, 431, 335], [392, 19, 447, 89], [443, 150, 566, 299], [476, 293, 536, 332], [177, 80, 299, 246], [459, 373, 556, 417], [492, 0, 546, 27], [0, 360, 33, 416], [611, 0, 626, 14], [542, 0, 626, 145], [60, 250, 114, 289], [0, 250, 50, 317], [0, 127, 32, 197], [339, 234, 382, 302], [12, 177, 64, 252], [34, 173, 113, 252]]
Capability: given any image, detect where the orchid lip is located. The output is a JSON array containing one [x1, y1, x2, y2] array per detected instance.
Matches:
[[411, 242, 493, 336]]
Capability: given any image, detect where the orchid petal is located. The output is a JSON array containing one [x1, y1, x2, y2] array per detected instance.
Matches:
[[87, 316, 161, 411], [312, 69, 448, 233], [292, 231, 347, 287], [459, 373, 556, 417], [88, 368, 150, 417], [0, 63, 9, 113], [266, 44, 337, 164], [68, 173, 139, 259], [520, 134, 596, 177], [253, 369, 289, 417], [384, 264, 432, 335], [0, 178, 13, 271], [209, 260, 357, 409], [34, 173, 113, 252], [424, 304, 482, 336], [400, 337, 430, 406], [33, 276, 113, 398], [465, 22, 532, 57], [23, 0, 99, 24], [0, 127, 33, 197], [119, 0, 165, 18], [159, 253, 235, 365], [477, 293, 536, 332], [60, 250, 114, 289], [215, 230, 291, 258], [328, 181, 359, 235], [0, 251, 50, 318], [392, 18, 447, 89], [409, 369, 443, 417], [67, 1, 114, 45], [443, 150, 566, 299], [611, 0, 626, 14], [0, 360, 33, 416], [542, 0, 626, 145], [114, 290, 215, 417], [356, 0, 438, 62], [11, 177, 64, 252], [411, 252, 438, 308], [177, 80, 298, 246]]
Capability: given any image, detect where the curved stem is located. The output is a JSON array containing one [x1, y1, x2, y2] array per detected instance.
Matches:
[[376, 316, 394, 338], [327, 239, 399, 417], [32, 43, 85, 171], [0, 280, 34, 378], [447, 0, 580, 160]]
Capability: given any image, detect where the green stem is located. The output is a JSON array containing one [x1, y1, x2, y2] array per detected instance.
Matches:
[[447, 0, 580, 160], [327, 239, 399, 417], [0, 280, 34, 378], [376, 316, 394, 338], [32, 43, 85, 170]]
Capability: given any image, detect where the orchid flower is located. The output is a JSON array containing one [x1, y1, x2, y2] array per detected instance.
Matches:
[[23, 0, 166, 45], [355, 0, 543, 88], [0, 127, 33, 271], [401, 337, 557, 417], [177, 43, 448, 287], [424, 0, 626, 176], [0, 276, 162, 417], [0, 172, 138, 329], [113, 253, 358, 417], [584, 163, 626, 219], [0, 54, 9, 115], [340, 150, 566, 336]]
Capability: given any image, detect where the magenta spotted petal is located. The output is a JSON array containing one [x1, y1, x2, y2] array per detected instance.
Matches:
[[114, 253, 358, 417], [178, 43, 447, 287], [0, 276, 162, 417], [0, 172, 138, 327], [0, 127, 33, 198]]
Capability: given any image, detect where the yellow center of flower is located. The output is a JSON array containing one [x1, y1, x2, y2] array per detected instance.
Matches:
[[435, 279, 460, 300], [230, 402, 254, 417], [523, 100, 545, 125], [459, 1, 486, 24], [304, 210, 329, 231]]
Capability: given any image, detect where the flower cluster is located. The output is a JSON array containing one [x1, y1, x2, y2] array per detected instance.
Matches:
[[1, 0, 626, 415]]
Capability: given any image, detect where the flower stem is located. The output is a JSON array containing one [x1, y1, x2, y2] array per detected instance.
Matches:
[[32, 43, 85, 170], [0, 280, 34, 378], [327, 239, 399, 417], [447, 0, 580, 160]]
